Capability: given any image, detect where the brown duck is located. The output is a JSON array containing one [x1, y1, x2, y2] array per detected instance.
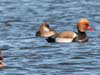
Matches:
[[0, 51, 5, 68], [36, 23, 56, 37]]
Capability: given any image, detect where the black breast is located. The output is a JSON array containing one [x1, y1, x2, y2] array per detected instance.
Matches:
[[46, 37, 55, 43], [75, 32, 88, 42]]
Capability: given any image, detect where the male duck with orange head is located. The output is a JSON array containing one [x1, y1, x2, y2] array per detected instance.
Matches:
[[46, 18, 94, 43]]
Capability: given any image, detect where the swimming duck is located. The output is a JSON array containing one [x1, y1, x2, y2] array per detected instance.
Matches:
[[46, 18, 94, 43], [0, 51, 5, 68], [36, 23, 56, 37]]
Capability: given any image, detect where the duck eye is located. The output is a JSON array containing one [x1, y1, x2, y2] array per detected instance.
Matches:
[[46, 24, 49, 28], [85, 23, 89, 27]]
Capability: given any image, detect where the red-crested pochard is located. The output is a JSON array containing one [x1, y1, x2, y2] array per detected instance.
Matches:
[[36, 23, 56, 37], [46, 18, 94, 43], [0, 51, 5, 68]]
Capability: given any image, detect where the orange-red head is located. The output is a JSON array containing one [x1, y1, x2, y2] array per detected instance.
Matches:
[[77, 18, 94, 32]]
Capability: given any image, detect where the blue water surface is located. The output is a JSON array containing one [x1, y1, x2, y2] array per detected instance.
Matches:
[[0, 0, 100, 75]]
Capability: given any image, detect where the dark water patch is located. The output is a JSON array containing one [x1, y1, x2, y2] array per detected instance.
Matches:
[[71, 56, 85, 59], [34, 45, 59, 49], [58, 62, 80, 65], [84, 67, 100, 71], [0, 45, 14, 50]]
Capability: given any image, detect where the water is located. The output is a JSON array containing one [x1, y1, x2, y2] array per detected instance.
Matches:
[[0, 0, 100, 75]]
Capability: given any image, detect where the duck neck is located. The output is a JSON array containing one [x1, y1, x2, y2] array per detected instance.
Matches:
[[77, 26, 86, 35], [76, 27, 88, 42], [78, 30, 86, 36]]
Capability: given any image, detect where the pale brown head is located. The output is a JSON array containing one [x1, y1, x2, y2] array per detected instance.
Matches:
[[40, 23, 50, 32], [77, 18, 94, 32], [36, 23, 56, 37]]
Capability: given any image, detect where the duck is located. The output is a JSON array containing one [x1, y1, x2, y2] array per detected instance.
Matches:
[[0, 51, 5, 68], [46, 18, 94, 43], [36, 23, 56, 37]]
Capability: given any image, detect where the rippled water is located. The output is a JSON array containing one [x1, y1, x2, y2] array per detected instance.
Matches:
[[0, 0, 100, 75]]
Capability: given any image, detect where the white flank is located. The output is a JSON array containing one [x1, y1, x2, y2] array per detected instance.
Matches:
[[73, 33, 77, 38], [56, 38, 73, 43]]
